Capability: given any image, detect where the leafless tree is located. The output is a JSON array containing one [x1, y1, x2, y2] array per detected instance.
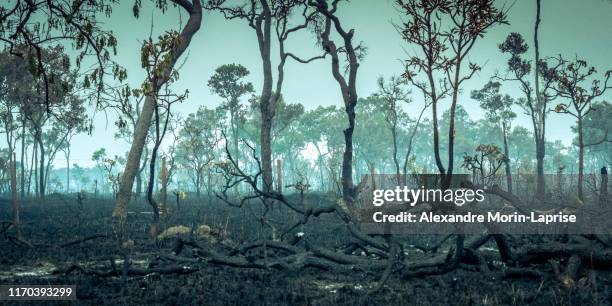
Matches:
[[310, 0, 364, 204]]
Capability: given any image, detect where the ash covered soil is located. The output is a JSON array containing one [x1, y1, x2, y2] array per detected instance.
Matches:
[[0, 194, 610, 305]]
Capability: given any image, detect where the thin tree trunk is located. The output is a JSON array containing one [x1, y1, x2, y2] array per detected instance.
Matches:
[[20, 121, 25, 199], [196, 173, 201, 198], [577, 115, 584, 201], [600, 167, 608, 206], [534, 0, 546, 199], [502, 123, 513, 193], [536, 136, 545, 197], [146, 143, 160, 238], [260, 115, 274, 191], [403, 101, 428, 183], [66, 147, 70, 193], [11, 152, 20, 237], [391, 125, 401, 185], [445, 47, 464, 189], [37, 134, 45, 200], [33, 140, 38, 198]]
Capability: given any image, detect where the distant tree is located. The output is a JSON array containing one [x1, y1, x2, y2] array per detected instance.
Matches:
[[71, 164, 90, 192], [1, 46, 84, 200], [0, 1, 125, 111], [439, 105, 478, 170], [374, 76, 411, 184], [92, 148, 124, 196], [354, 97, 394, 180], [45, 107, 88, 194], [552, 56, 612, 201], [0, 51, 21, 185], [507, 126, 535, 172], [583, 101, 612, 165], [497, 32, 560, 199], [462, 144, 508, 187], [299, 106, 344, 190], [176, 107, 223, 198], [208, 63, 254, 165], [471, 81, 517, 192], [92, 148, 109, 194]]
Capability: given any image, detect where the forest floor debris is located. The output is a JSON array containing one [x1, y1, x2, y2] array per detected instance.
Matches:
[[0, 197, 610, 305]]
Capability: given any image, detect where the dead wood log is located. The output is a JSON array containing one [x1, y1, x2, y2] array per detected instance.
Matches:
[[369, 240, 400, 294], [59, 234, 108, 248], [7, 235, 32, 248], [517, 242, 611, 270], [228, 240, 301, 256], [309, 246, 385, 269], [401, 264, 457, 279], [64, 263, 198, 277], [156, 254, 202, 264]]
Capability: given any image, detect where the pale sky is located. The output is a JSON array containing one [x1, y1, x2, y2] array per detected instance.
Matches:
[[6, 0, 612, 167]]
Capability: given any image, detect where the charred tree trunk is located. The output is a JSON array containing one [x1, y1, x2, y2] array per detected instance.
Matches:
[[160, 157, 168, 213], [391, 123, 401, 185], [535, 134, 545, 198], [369, 161, 376, 191], [20, 120, 25, 199], [502, 122, 513, 193], [31, 140, 37, 197], [577, 115, 584, 201], [534, 0, 546, 199], [445, 59, 463, 189], [402, 101, 428, 184], [113, 0, 202, 221], [36, 131, 45, 200], [260, 110, 274, 192], [342, 107, 356, 200], [65, 147, 70, 193], [147, 109, 162, 238], [257, 0, 274, 193], [601, 167, 608, 207], [314, 2, 359, 204], [11, 152, 20, 238]]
